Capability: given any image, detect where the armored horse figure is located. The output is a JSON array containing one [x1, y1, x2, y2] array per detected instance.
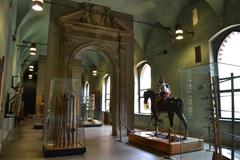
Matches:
[[143, 89, 188, 140]]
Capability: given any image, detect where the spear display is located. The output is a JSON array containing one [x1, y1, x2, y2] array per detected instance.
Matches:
[[46, 83, 83, 150]]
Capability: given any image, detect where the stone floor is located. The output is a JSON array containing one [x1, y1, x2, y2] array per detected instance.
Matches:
[[0, 118, 214, 160]]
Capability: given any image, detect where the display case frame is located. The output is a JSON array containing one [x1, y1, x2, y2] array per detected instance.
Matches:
[[43, 78, 86, 157]]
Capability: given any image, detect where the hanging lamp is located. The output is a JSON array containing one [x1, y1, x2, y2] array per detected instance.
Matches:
[[28, 74, 33, 79], [175, 24, 184, 40], [32, 0, 43, 11], [29, 65, 34, 71], [30, 43, 37, 55], [92, 70, 97, 76]]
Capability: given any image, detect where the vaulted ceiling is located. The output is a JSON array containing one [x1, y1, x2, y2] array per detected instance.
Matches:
[[75, 49, 106, 68], [15, 0, 226, 67]]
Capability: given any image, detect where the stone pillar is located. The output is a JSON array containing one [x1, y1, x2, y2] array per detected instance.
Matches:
[[111, 58, 118, 136], [70, 59, 82, 80], [117, 33, 134, 137], [36, 55, 46, 97], [35, 55, 46, 125]]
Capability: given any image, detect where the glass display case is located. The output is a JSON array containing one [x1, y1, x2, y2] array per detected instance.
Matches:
[[179, 62, 240, 160], [43, 78, 86, 157], [129, 62, 239, 159]]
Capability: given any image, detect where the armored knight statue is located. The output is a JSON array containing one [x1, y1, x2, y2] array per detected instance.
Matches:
[[158, 77, 171, 101]]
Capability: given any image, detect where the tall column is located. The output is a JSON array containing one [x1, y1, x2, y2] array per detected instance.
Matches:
[[116, 33, 134, 137], [36, 55, 47, 97], [70, 59, 82, 80]]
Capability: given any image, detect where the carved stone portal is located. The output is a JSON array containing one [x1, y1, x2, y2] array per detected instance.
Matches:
[[46, 1, 134, 136]]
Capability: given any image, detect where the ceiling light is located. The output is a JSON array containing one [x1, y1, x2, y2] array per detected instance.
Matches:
[[30, 43, 36, 55], [92, 70, 97, 76], [29, 65, 34, 69], [175, 24, 184, 40], [32, 0, 43, 11], [29, 74, 33, 79], [176, 34, 184, 40]]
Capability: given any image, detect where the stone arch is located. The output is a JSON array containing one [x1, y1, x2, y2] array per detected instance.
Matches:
[[71, 43, 113, 65], [134, 60, 151, 114], [135, 60, 148, 68], [45, 2, 134, 137], [209, 24, 240, 63], [71, 44, 115, 129]]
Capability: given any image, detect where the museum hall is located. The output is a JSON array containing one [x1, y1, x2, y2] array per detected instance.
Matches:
[[0, 0, 240, 159]]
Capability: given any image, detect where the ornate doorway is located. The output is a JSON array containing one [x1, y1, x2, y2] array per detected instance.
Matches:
[[45, 2, 134, 136]]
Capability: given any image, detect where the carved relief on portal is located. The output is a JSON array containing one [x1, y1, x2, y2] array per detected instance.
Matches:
[[78, 3, 123, 30]]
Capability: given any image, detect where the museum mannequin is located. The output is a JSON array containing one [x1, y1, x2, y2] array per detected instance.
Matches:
[[12, 83, 24, 126]]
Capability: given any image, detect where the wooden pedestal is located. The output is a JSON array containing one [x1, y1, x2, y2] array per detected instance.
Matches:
[[128, 131, 204, 155], [43, 144, 86, 157]]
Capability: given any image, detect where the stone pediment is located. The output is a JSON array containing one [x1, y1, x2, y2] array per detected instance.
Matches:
[[59, 3, 127, 31]]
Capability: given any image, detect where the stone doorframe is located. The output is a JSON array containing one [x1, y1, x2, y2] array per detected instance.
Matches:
[[46, 2, 134, 136]]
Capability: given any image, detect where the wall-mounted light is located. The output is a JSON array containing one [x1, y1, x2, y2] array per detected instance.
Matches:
[[175, 24, 184, 40], [92, 70, 97, 76], [175, 24, 194, 40], [29, 65, 34, 69], [32, 0, 43, 11], [29, 65, 34, 71], [28, 74, 33, 79], [30, 43, 36, 55]]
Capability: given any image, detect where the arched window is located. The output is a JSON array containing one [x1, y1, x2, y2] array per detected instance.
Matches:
[[137, 63, 151, 114], [102, 75, 110, 112], [218, 31, 240, 119], [84, 81, 89, 103]]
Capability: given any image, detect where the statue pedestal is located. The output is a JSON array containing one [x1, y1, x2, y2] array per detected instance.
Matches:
[[128, 131, 204, 155]]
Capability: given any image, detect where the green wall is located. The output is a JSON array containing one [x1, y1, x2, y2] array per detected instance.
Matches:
[[0, 0, 18, 115], [0, 0, 19, 153], [133, 0, 240, 147]]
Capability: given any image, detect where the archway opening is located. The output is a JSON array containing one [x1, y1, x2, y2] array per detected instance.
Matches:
[[23, 61, 38, 116], [74, 48, 113, 135], [217, 31, 240, 119], [134, 62, 151, 114]]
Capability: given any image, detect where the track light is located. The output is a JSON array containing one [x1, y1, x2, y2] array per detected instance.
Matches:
[[32, 0, 43, 11], [30, 43, 36, 55]]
